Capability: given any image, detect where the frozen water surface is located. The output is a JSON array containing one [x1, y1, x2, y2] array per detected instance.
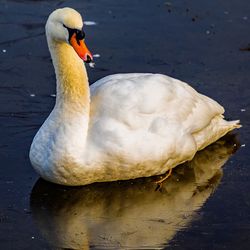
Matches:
[[0, 0, 250, 249], [84, 21, 97, 26]]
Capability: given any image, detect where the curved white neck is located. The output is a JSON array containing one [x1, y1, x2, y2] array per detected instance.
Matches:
[[46, 38, 90, 158], [48, 38, 90, 115]]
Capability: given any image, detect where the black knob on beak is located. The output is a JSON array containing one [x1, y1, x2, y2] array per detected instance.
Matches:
[[85, 55, 93, 63]]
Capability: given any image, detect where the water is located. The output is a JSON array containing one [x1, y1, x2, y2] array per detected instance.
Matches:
[[0, 0, 250, 249]]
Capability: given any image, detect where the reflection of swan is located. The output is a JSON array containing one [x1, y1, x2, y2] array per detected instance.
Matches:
[[30, 134, 239, 249], [29, 7, 240, 186]]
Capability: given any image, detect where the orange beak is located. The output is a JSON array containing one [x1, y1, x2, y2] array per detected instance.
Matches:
[[69, 33, 93, 63]]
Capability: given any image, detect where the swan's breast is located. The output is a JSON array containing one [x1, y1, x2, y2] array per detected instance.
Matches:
[[30, 109, 88, 183]]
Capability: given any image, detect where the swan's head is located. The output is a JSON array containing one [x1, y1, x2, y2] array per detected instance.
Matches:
[[46, 7, 93, 63]]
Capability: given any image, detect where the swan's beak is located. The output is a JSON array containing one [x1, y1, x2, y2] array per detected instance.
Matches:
[[69, 33, 93, 63]]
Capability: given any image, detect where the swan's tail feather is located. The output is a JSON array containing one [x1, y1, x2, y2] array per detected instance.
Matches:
[[194, 117, 241, 151], [225, 120, 241, 129]]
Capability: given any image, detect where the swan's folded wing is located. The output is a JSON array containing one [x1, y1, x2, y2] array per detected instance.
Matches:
[[88, 73, 225, 161], [90, 73, 224, 133]]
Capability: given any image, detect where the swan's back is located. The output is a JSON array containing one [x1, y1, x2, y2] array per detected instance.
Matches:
[[87, 73, 230, 166], [90, 73, 223, 129]]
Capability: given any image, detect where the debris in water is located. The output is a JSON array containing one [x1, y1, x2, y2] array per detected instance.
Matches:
[[242, 16, 248, 20], [50, 94, 56, 98], [93, 54, 101, 58], [30, 93, 36, 97], [241, 144, 246, 147], [84, 21, 97, 26], [89, 62, 95, 68], [2, 49, 6, 53], [164, 2, 172, 7], [191, 15, 199, 22], [241, 108, 246, 112], [240, 44, 250, 51], [206, 30, 210, 35]]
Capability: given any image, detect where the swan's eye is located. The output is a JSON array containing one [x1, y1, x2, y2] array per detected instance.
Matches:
[[63, 24, 85, 43], [76, 29, 85, 40]]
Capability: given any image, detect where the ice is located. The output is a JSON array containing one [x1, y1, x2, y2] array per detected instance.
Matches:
[[89, 62, 95, 68], [84, 21, 97, 26]]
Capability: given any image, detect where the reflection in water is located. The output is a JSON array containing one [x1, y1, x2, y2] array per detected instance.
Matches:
[[30, 134, 239, 249]]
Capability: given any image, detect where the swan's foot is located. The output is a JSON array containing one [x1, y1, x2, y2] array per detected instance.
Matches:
[[155, 168, 172, 191]]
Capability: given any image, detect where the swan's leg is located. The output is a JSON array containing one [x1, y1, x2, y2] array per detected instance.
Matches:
[[155, 168, 172, 191]]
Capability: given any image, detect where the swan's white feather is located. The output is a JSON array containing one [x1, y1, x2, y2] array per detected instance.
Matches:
[[88, 73, 223, 159], [73, 73, 238, 184]]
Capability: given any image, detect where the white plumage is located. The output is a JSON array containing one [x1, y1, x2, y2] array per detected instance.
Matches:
[[29, 8, 240, 185]]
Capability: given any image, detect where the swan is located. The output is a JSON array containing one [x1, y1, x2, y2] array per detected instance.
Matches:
[[29, 7, 240, 186]]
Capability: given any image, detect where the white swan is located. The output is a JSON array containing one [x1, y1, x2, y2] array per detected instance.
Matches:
[[29, 7, 240, 186]]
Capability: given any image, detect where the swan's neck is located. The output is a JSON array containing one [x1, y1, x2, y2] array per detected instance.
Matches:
[[48, 38, 90, 114], [45, 38, 90, 161]]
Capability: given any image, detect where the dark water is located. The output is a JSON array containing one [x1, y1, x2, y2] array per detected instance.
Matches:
[[0, 0, 250, 249]]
